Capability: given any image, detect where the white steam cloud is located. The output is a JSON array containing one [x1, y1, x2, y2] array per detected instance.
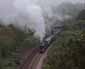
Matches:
[[0, 0, 85, 41], [14, 1, 46, 41]]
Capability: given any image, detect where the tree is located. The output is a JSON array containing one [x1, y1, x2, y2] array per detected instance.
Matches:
[[77, 9, 85, 20]]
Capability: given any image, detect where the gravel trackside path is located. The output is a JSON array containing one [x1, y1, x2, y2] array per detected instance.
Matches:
[[17, 47, 48, 69]]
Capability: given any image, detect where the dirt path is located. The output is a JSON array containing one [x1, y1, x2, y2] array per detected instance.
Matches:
[[36, 50, 48, 69], [17, 47, 48, 69]]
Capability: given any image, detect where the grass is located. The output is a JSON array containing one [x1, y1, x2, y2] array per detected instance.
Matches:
[[0, 24, 39, 69]]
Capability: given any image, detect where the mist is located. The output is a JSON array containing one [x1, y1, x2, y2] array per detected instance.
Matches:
[[0, 0, 85, 41]]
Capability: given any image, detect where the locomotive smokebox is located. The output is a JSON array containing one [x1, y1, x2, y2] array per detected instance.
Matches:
[[39, 40, 49, 53], [39, 35, 52, 53]]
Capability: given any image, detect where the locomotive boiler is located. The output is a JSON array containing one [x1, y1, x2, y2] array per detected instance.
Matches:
[[39, 35, 54, 53]]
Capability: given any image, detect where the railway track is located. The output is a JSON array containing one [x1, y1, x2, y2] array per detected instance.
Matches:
[[17, 48, 41, 69], [17, 47, 50, 69]]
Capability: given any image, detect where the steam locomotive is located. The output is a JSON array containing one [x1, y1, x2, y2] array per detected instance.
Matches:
[[39, 40, 48, 53], [39, 35, 54, 53], [39, 28, 64, 53], [39, 25, 64, 53]]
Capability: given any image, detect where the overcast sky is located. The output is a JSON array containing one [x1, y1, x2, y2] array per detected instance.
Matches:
[[0, 0, 84, 40], [0, 0, 84, 18]]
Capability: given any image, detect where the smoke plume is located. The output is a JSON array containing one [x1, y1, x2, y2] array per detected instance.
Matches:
[[0, 0, 84, 41]]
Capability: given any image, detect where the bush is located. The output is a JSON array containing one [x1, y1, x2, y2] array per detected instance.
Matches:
[[44, 30, 85, 69], [43, 13, 85, 69], [0, 24, 39, 69]]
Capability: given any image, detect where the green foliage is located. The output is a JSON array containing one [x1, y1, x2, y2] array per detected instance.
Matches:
[[44, 28, 85, 69], [77, 9, 85, 20], [43, 10, 85, 69], [0, 24, 39, 69]]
